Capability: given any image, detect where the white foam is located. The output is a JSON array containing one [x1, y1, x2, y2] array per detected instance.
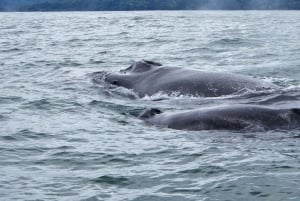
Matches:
[[142, 91, 207, 101]]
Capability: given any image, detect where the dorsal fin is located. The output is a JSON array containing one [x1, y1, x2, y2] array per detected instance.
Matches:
[[139, 108, 162, 119], [142, 60, 162, 66]]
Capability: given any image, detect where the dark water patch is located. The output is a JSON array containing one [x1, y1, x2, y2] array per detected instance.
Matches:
[[258, 194, 270, 198], [247, 53, 279, 60], [61, 87, 77, 91], [118, 31, 129, 35], [277, 148, 300, 159], [107, 175, 168, 190], [151, 38, 174, 44], [1, 25, 17, 30], [61, 101, 85, 113], [0, 147, 50, 160], [91, 175, 131, 186], [29, 24, 43, 29], [178, 165, 227, 176], [273, 165, 293, 169], [33, 157, 87, 167], [98, 16, 108, 20], [21, 98, 84, 113], [181, 38, 197, 42], [171, 188, 203, 193], [249, 191, 266, 197], [184, 47, 211, 53], [23, 62, 38, 68], [89, 59, 104, 64], [83, 38, 99, 42], [49, 42, 59, 47], [1, 129, 53, 142], [250, 191, 262, 195], [100, 153, 133, 164], [132, 16, 145, 21], [59, 61, 82, 67], [0, 48, 21, 53], [83, 195, 109, 201], [292, 134, 300, 139], [132, 195, 193, 201], [130, 149, 175, 159], [97, 50, 111, 54], [68, 38, 81, 42], [22, 99, 53, 110], [1, 135, 16, 141], [210, 38, 245, 46], [67, 137, 89, 143], [116, 119, 130, 125], [43, 151, 133, 170], [0, 114, 7, 121], [44, 150, 172, 170]]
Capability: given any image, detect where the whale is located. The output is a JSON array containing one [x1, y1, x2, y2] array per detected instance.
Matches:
[[140, 105, 300, 131], [92, 60, 279, 98]]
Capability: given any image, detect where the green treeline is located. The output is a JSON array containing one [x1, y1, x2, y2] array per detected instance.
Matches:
[[1, 0, 300, 11], [19, 0, 202, 11]]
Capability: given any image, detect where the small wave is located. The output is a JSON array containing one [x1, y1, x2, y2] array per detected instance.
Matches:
[[117, 31, 129, 35], [0, 48, 21, 53], [132, 16, 145, 21], [266, 77, 297, 88], [283, 85, 300, 91], [22, 99, 52, 110], [0, 114, 6, 121], [178, 165, 227, 175], [89, 59, 104, 64], [1, 25, 17, 30], [97, 50, 110, 54], [184, 47, 211, 53], [89, 100, 131, 110], [1, 129, 53, 141], [21, 98, 83, 112], [0, 96, 24, 104], [58, 60, 82, 67], [210, 38, 245, 46], [91, 175, 131, 186], [67, 38, 81, 42], [89, 99, 143, 117]]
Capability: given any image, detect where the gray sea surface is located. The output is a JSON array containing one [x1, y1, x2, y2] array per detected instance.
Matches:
[[0, 11, 300, 201]]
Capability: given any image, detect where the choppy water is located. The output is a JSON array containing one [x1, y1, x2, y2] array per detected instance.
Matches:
[[0, 11, 300, 201]]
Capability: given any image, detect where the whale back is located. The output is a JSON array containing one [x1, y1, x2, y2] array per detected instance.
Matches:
[[139, 106, 300, 131]]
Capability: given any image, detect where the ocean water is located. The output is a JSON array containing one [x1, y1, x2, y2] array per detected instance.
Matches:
[[0, 11, 300, 201]]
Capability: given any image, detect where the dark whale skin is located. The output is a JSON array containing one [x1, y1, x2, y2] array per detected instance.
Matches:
[[141, 105, 300, 131], [92, 60, 279, 98]]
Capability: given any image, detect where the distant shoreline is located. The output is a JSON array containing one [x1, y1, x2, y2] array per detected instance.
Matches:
[[1, 0, 300, 12], [0, 9, 300, 12]]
